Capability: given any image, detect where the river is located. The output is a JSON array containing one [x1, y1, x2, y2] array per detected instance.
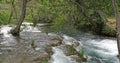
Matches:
[[0, 22, 119, 63], [51, 33, 119, 63]]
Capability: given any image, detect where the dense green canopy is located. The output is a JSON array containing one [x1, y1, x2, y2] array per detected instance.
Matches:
[[0, 0, 119, 36]]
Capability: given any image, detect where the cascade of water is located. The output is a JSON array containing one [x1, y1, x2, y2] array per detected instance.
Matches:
[[78, 37, 118, 63], [51, 47, 71, 63], [50, 35, 79, 63], [51, 34, 119, 63], [0, 23, 119, 63]]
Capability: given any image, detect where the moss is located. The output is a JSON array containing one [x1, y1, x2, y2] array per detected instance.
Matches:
[[65, 45, 78, 56], [66, 45, 88, 62], [31, 39, 35, 48], [77, 50, 87, 62], [42, 60, 48, 63]]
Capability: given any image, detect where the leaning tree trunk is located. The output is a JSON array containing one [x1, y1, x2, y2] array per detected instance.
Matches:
[[11, 0, 27, 36], [112, 0, 120, 60]]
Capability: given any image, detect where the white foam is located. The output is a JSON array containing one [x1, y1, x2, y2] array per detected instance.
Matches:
[[22, 26, 41, 32], [86, 39, 118, 56], [51, 47, 70, 63], [0, 25, 12, 37]]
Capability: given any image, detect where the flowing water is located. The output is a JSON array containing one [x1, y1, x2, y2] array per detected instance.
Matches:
[[0, 22, 51, 63], [0, 22, 119, 63], [51, 33, 119, 63]]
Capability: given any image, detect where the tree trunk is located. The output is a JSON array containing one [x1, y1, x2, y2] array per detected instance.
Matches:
[[112, 0, 120, 60], [8, 8, 13, 23], [12, 0, 18, 21], [8, 0, 15, 23], [8, 0, 18, 23], [11, 0, 27, 36]]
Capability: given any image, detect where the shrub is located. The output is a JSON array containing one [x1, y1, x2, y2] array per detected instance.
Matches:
[[50, 14, 76, 35], [0, 11, 9, 25], [102, 25, 116, 37]]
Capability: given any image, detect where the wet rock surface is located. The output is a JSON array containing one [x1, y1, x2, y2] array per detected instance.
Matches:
[[0, 23, 118, 63], [56, 45, 78, 56], [49, 35, 84, 63], [0, 24, 63, 63]]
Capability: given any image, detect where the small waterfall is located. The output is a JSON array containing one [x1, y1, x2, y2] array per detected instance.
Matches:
[[50, 35, 80, 63], [50, 46, 79, 63], [78, 36, 119, 63], [62, 35, 80, 47], [51, 47, 71, 63], [50, 33, 119, 63], [0, 22, 119, 63]]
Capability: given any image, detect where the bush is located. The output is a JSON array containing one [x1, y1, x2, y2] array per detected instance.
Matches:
[[102, 25, 116, 37], [50, 14, 76, 35], [0, 11, 9, 25]]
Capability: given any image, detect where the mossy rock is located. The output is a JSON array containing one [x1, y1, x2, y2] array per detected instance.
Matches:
[[41, 60, 48, 63], [57, 45, 78, 56]]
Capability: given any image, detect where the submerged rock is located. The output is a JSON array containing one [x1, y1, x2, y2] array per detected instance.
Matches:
[[32, 52, 50, 63], [57, 45, 78, 56], [46, 40, 62, 47], [62, 35, 80, 47], [50, 35, 89, 63], [48, 33, 63, 41], [69, 55, 81, 62]]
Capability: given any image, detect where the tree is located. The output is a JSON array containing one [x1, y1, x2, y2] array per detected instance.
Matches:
[[112, 0, 120, 60], [11, 0, 28, 36], [8, 0, 17, 23]]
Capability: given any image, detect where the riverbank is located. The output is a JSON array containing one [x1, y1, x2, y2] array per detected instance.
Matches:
[[101, 18, 116, 37]]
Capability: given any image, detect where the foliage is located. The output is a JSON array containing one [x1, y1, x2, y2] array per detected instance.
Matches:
[[102, 25, 116, 37], [31, 39, 35, 48], [78, 50, 85, 57], [89, 11, 106, 34], [0, 11, 9, 25], [50, 14, 76, 35], [74, 13, 90, 31], [78, 50, 87, 62], [0, 0, 119, 36]]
